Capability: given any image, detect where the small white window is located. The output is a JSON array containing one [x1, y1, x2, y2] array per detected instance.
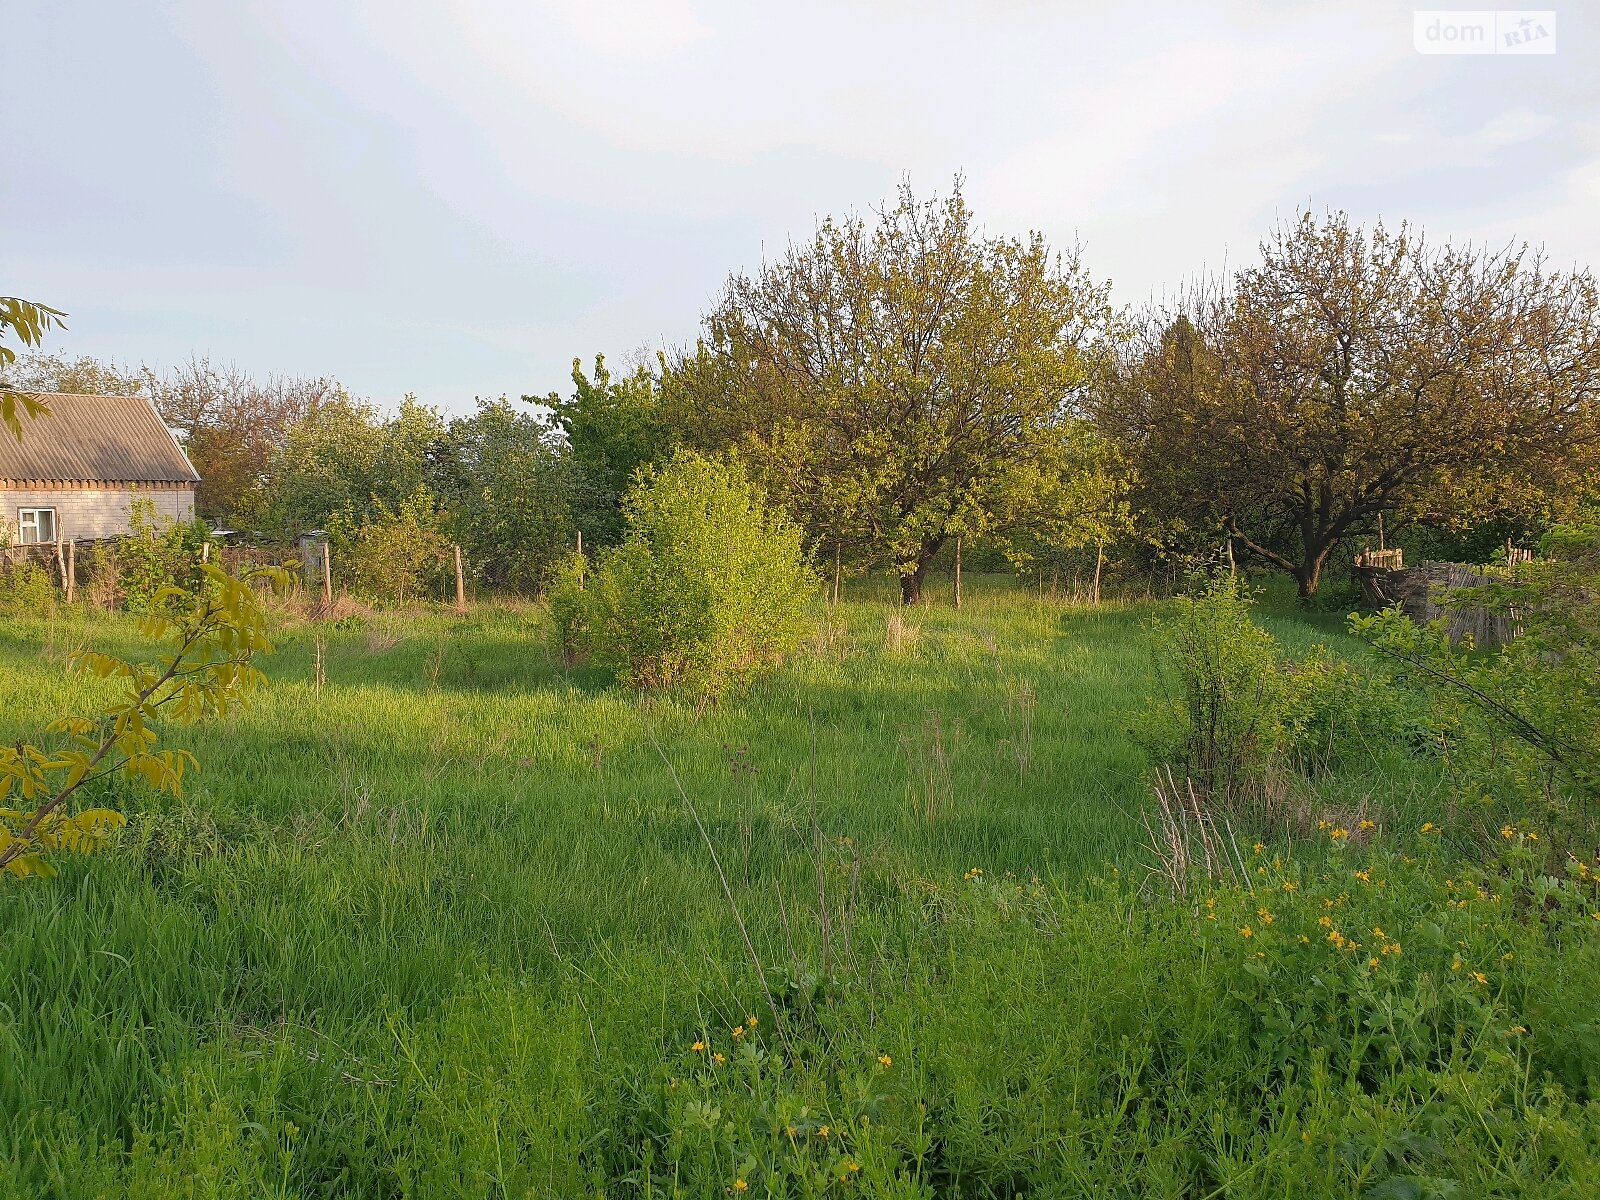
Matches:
[[18, 507, 57, 545]]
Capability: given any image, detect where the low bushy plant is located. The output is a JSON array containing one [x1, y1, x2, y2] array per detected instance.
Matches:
[[551, 451, 816, 703], [329, 488, 450, 607], [118, 498, 210, 612], [1144, 575, 1290, 800], [1146, 576, 1431, 810], [0, 559, 56, 614]]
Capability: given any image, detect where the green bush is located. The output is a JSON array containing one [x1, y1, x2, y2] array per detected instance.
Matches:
[[1284, 647, 1434, 777], [119, 499, 210, 612], [1145, 575, 1290, 800], [329, 488, 450, 607], [0, 559, 56, 614], [1147, 576, 1430, 805], [552, 451, 816, 703]]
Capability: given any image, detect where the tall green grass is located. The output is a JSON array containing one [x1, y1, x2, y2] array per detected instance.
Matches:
[[0, 578, 1591, 1197]]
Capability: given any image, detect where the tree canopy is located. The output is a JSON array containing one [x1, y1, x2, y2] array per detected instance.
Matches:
[[665, 181, 1126, 603], [1100, 214, 1600, 596]]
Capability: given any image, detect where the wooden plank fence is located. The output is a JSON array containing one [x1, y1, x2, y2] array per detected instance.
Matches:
[[1355, 558, 1522, 646]]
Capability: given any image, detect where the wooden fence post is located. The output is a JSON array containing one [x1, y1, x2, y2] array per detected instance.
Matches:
[[576, 530, 585, 591], [953, 537, 963, 610], [321, 543, 333, 613], [831, 542, 842, 607], [453, 544, 466, 612], [1092, 539, 1105, 606], [65, 539, 76, 604]]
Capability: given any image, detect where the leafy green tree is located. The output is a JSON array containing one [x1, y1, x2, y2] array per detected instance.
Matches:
[[0, 296, 67, 437], [264, 396, 387, 535], [330, 487, 450, 607], [0, 349, 147, 399], [153, 358, 340, 524], [665, 181, 1122, 603], [536, 354, 674, 546], [1101, 214, 1600, 598], [264, 395, 443, 537], [552, 451, 816, 703], [434, 397, 577, 594]]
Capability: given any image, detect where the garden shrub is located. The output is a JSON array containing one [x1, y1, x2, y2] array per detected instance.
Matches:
[[329, 487, 450, 607], [1284, 647, 1434, 777], [1146, 576, 1430, 810], [118, 498, 210, 612], [552, 450, 816, 703], [0, 559, 56, 614], [1145, 575, 1291, 801]]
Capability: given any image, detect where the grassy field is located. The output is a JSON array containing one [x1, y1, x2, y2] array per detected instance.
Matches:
[[1, 578, 1594, 1197]]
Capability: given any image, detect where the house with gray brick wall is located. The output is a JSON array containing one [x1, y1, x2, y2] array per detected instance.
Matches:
[[0, 393, 199, 546]]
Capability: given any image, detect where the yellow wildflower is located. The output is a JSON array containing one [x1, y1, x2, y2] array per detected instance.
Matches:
[[818, 1125, 830, 1139], [747, 1015, 759, 1029], [1359, 819, 1376, 832], [1501, 825, 1515, 840], [877, 1054, 893, 1067], [1252, 842, 1266, 855], [1421, 822, 1437, 834], [1239, 925, 1254, 939], [713, 1052, 726, 1065], [692, 1041, 706, 1053], [1470, 972, 1488, 986], [1369, 957, 1380, 968], [734, 1180, 749, 1193]]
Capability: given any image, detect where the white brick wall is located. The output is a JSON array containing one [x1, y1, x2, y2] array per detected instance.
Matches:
[[0, 486, 195, 543]]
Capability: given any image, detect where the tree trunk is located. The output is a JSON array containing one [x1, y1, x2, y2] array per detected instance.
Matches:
[[900, 559, 928, 606], [1295, 545, 1333, 599]]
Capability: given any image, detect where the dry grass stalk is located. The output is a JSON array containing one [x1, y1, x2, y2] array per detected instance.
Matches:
[[884, 612, 920, 653], [1143, 766, 1251, 898]]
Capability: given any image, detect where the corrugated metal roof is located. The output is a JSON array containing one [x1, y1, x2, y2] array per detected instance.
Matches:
[[0, 393, 200, 484]]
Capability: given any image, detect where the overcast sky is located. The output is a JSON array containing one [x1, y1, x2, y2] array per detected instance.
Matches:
[[4, 1, 1595, 412]]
